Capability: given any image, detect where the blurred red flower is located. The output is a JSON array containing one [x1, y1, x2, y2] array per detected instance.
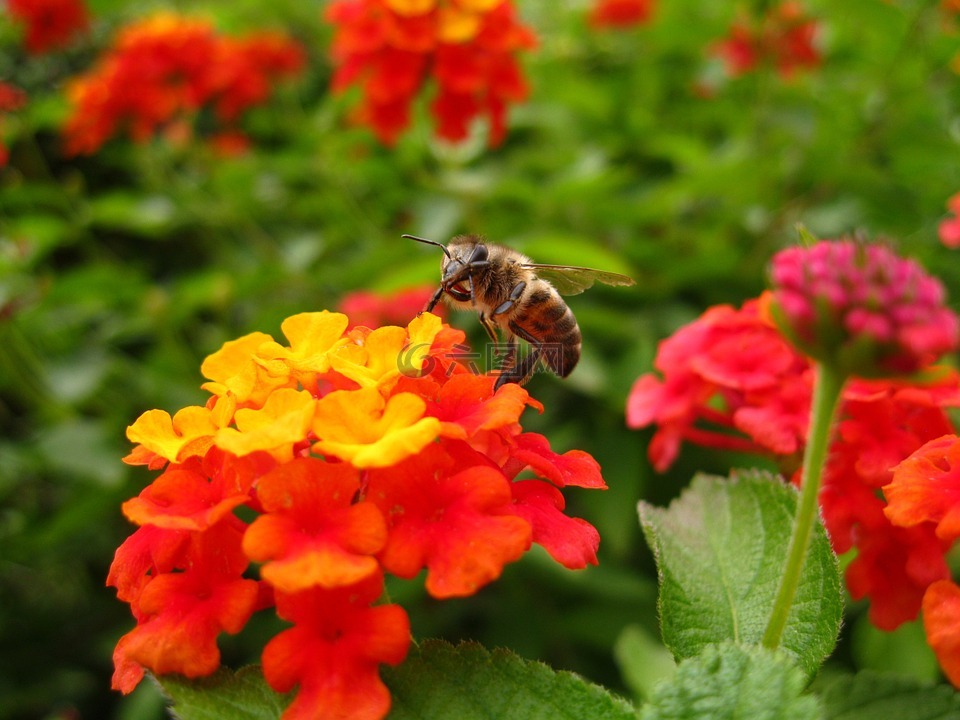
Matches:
[[111, 310, 604, 719], [0, 82, 27, 167], [7, 0, 89, 54], [588, 0, 655, 29], [712, 1, 820, 78], [325, 0, 536, 146], [938, 192, 960, 248], [338, 285, 445, 330], [62, 13, 305, 155]]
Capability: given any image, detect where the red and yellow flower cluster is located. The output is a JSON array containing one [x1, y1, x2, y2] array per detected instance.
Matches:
[[711, 1, 820, 78], [6, 0, 89, 54], [588, 0, 656, 29], [109, 310, 604, 720], [62, 12, 305, 156], [628, 240, 960, 685], [325, 0, 536, 146]]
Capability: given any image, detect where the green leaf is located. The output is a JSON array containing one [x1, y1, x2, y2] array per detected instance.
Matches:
[[384, 640, 637, 720], [640, 642, 820, 720], [818, 671, 960, 720], [159, 667, 291, 720], [157, 642, 637, 720], [638, 471, 842, 677]]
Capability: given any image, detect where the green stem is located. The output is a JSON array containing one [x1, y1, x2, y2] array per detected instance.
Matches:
[[762, 362, 846, 649]]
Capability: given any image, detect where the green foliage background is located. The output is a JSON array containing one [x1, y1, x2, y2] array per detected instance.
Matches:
[[2, 0, 959, 717]]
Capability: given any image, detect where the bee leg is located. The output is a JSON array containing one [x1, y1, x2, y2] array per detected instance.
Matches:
[[422, 285, 445, 314], [494, 321, 542, 389], [491, 281, 527, 317], [494, 344, 540, 390], [478, 312, 499, 345]]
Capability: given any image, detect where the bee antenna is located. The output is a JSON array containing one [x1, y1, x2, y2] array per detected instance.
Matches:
[[403, 233, 451, 259]]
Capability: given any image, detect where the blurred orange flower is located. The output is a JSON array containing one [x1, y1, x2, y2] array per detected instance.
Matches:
[[325, 0, 536, 145], [62, 12, 305, 155]]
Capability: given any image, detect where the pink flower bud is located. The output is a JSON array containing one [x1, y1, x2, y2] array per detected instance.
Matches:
[[770, 240, 959, 376]]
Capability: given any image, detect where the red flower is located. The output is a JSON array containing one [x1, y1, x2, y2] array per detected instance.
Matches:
[[7, 0, 89, 54], [109, 519, 260, 691], [325, 0, 536, 146], [62, 12, 304, 155], [711, 2, 820, 78], [263, 576, 410, 720], [626, 296, 812, 472], [338, 285, 445, 330], [366, 440, 532, 598], [112, 310, 604, 719], [588, 0, 655, 29]]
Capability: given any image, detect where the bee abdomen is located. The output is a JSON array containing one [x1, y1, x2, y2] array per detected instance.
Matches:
[[515, 285, 582, 378]]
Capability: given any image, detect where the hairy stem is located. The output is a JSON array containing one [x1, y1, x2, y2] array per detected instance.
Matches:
[[762, 362, 846, 649]]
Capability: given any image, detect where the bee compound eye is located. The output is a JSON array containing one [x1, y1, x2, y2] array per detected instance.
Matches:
[[469, 244, 488, 264]]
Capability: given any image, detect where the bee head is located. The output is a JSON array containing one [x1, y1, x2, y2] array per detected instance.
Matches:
[[405, 233, 490, 302]]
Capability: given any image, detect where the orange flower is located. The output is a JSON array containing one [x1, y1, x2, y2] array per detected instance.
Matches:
[[923, 580, 960, 687], [325, 0, 536, 146], [109, 519, 259, 689], [244, 459, 387, 592], [885, 435, 960, 543], [110, 309, 604, 720], [62, 12, 304, 155]]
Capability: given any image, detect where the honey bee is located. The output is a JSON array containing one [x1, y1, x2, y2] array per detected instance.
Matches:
[[406, 233, 635, 389]]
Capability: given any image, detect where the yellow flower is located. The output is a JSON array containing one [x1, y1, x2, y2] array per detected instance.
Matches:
[[384, 0, 436, 16], [453, 0, 504, 11], [125, 400, 232, 464], [438, 6, 482, 43], [328, 312, 443, 390], [254, 311, 350, 384], [215, 388, 317, 462], [312, 388, 441, 468], [201, 331, 295, 407]]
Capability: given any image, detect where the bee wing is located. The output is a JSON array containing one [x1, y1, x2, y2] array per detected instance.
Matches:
[[521, 264, 636, 296]]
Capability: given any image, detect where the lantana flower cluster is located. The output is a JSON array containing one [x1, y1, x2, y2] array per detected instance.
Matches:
[[325, 0, 536, 146], [6, 0, 89, 54], [628, 239, 960, 684], [588, 0, 656, 29], [711, 1, 820, 78], [62, 12, 305, 156], [110, 311, 604, 720]]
